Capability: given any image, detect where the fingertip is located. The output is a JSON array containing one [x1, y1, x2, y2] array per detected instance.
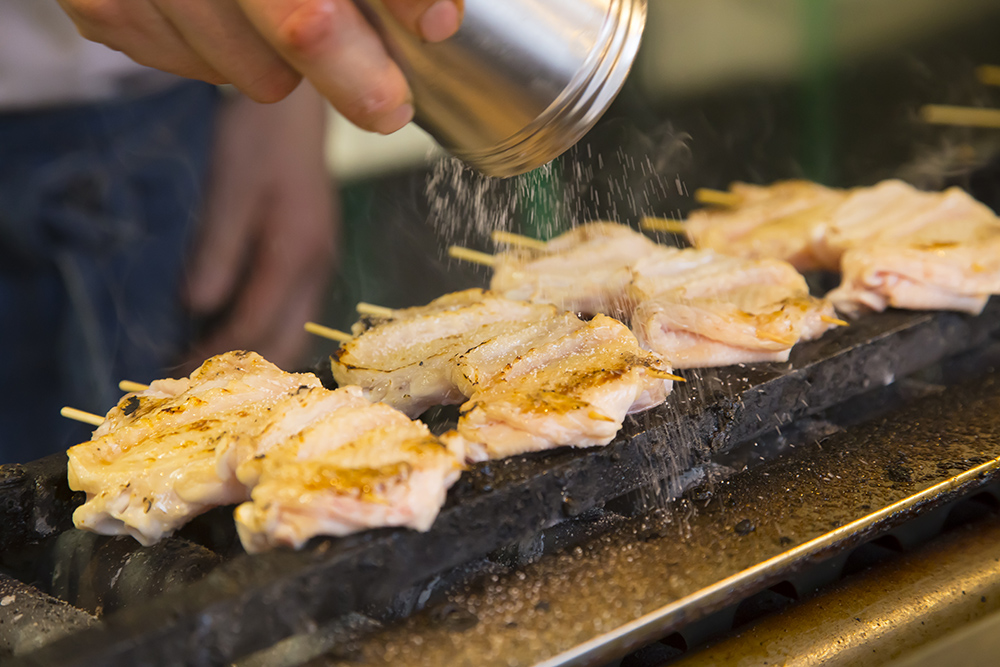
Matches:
[[370, 103, 414, 135], [239, 67, 303, 104], [418, 0, 460, 42]]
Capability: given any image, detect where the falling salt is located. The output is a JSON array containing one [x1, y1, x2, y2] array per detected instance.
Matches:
[[0, 595, 14, 606]]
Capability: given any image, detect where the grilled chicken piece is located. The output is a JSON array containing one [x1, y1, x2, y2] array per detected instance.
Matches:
[[68, 351, 321, 546], [234, 400, 465, 553], [686, 181, 846, 271], [234, 384, 373, 488], [331, 292, 562, 417], [819, 183, 1000, 315], [451, 311, 588, 398], [629, 250, 837, 368], [490, 222, 676, 315], [349, 288, 489, 336], [811, 180, 945, 269], [828, 218, 1000, 315], [457, 314, 674, 459]]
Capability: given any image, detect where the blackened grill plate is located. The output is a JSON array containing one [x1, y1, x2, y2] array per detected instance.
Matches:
[[5, 300, 1000, 666]]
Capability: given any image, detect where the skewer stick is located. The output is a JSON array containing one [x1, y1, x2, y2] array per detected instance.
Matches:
[[60, 407, 104, 427], [490, 230, 550, 252], [304, 322, 353, 343], [757, 331, 796, 346], [821, 315, 850, 327], [640, 217, 687, 234], [694, 188, 742, 208], [448, 246, 497, 267], [919, 105, 1000, 129], [976, 65, 1000, 87], [119, 380, 149, 393], [356, 302, 397, 319], [647, 369, 686, 382]]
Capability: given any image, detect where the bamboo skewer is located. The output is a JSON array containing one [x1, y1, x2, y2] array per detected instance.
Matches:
[[821, 315, 850, 327], [757, 331, 797, 346], [356, 302, 397, 319], [60, 407, 104, 427], [694, 188, 742, 208], [640, 217, 687, 234], [646, 369, 686, 382], [448, 246, 497, 266], [976, 65, 1000, 87], [119, 380, 149, 393], [919, 105, 1000, 129], [490, 230, 550, 252], [304, 322, 353, 343]]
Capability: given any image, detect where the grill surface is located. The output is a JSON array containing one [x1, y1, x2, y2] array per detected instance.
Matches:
[[1, 300, 999, 666]]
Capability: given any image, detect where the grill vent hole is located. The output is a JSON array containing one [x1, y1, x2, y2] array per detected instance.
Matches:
[[731, 581, 798, 629], [942, 492, 1000, 533]]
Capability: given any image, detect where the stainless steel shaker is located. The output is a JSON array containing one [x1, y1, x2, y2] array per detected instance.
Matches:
[[355, 0, 648, 177]]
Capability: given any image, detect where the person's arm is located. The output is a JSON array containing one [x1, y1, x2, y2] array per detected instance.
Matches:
[[184, 82, 338, 369], [55, 0, 462, 134]]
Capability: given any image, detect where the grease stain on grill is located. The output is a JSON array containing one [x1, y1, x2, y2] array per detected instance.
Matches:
[[885, 461, 914, 484], [734, 519, 756, 536]]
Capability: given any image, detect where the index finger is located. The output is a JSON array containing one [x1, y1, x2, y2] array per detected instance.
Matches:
[[236, 0, 413, 134]]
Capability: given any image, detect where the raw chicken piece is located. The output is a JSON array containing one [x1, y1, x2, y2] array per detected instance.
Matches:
[[629, 250, 838, 368], [828, 219, 1000, 316], [331, 292, 562, 417], [685, 181, 846, 271], [68, 351, 321, 545], [457, 314, 674, 459], [234, 400, 466, 553], [490, 222, 677, 315]]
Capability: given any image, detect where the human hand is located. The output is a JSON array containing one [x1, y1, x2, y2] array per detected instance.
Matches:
[[184, 83, 339, 370], [56, 0, 462, 134]]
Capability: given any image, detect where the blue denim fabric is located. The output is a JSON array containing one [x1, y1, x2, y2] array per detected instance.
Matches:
[[0, 81, 218, 463]]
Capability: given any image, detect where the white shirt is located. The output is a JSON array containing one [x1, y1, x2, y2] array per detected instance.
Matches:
[[0, 0, 181, 110]]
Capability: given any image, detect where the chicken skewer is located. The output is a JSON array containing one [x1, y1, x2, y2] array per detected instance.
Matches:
[[232, 385, 467, 553], [67, 350, 469, 551], [452, 222, 679, 316], [330, 290, 569, 417], [457, 314, 676, 459], [628, 250, 840, 368], [68, 351, 324, 545], [449, 224, 841, 368], [674, 178, 1000, 316], [314, 287, 680, 458]]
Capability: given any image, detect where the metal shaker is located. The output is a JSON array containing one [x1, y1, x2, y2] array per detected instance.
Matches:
[[355, 0, 648, 177]]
